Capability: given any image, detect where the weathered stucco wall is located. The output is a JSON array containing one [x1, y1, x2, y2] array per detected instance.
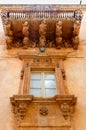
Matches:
[[0, 8, 86, 130]]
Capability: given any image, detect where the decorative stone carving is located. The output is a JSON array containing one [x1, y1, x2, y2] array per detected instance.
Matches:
[[4, 20, 13, 36], [22, 37, 29, 49], [56, 21, 62, 36], [39, 35, 46, 47], [6, 36, 13, 49], [4, 20, 13, 49], [10, 95, 77, 121], [39, 107, 48, 116], [39, 21, 47, 36], [10, 95, 33, 120], [3, 13, 82, 49], [22, 21, 29, 36], [61, 102, 70, 119], [61, 69, 66, 80], [72, 36, 79, 49], [56, 95, 77, 120], [73, 20, 80, 36], [20, 69, 24, 80], [33, 57, 52, 63], [47, 40, 54, 48], [56, 21, 63, 49], [56, 37, 62, 49], [39, 21, 47, 47], [22, 21, 30, 49], [72, 20, 80, 49]]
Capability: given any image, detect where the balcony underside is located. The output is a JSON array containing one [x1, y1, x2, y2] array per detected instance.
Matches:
[[1, 6, 83, 50]]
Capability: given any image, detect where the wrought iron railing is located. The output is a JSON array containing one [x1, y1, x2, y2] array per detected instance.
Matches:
[[1, 8, 83, 23]]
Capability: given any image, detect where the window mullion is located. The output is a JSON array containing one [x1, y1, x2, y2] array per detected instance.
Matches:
[[42, 72, 45, 97]]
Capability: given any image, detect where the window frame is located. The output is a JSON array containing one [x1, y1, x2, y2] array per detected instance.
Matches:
[[18, 55, 67, 96]]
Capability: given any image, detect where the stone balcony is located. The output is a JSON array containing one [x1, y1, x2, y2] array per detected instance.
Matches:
[[0, 5, 83, 50]]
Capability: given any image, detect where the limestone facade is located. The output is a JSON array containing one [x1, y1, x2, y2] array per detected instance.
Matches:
[[0, 5, 86, 130]]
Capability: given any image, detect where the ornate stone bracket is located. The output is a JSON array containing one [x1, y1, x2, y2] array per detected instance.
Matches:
[[10, 95, 33, 120], [55, 95, 77, 119]]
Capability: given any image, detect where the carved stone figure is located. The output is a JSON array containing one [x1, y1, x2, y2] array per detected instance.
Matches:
[[73, 20, 80, 36], [4, 20, 13, 36], [39, 36, 46, 47], [22, 21, 29, 36], [39, 21, 47, 36], [39, 21, 47, 47], [56, 29, 62, 37], [22, 37, 29, 49], [56, 21, 63, 48], [6, 36, 13, 49], [56, 37, 62, 49], [4, 20, 13, 49], [72, 36, 79, 49], [56, 21, 62, 37]]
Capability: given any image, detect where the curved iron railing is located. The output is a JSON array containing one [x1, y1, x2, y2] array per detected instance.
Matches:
[[0, 8, 83, 24]]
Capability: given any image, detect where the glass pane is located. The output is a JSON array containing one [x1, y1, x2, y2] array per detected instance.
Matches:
[[45, 88, 57, 97], [30, 80, 42, 88], [44, 73, 55, 79], [30, 88, 42, 96], [44, 79, 56, 88], [31, 72, 41, 79]]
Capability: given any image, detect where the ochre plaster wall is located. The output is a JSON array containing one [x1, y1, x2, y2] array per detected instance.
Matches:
[[0, 9, 86, 130]]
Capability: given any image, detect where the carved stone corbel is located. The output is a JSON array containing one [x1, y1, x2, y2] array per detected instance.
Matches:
[[39, 20, 47, 47], [22, 21, 30, 49], [72, 20, 80, 49], [56, 20, 63, 49], [10, 95, 33, 120], [4, 20, 13, 49], [55, 95, 77, 120]]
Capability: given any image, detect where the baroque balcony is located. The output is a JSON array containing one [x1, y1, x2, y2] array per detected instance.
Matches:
[[0, 5, 83, 50]]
